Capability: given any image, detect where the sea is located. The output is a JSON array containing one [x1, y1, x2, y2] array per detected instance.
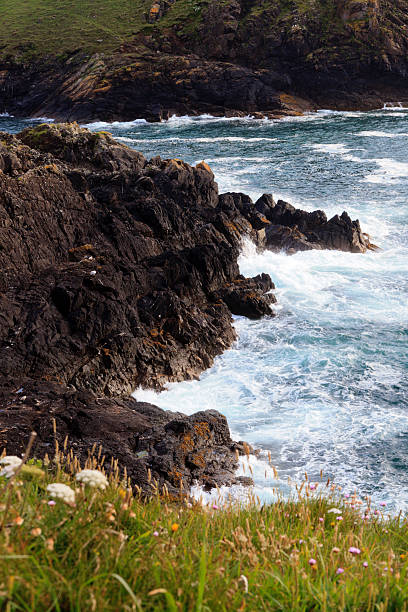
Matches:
[[2, 108, 407, 511]]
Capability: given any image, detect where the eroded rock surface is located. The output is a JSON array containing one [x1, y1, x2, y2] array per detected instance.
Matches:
[[0, 123, 371, 491]]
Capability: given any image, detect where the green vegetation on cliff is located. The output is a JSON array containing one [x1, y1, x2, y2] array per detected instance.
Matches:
[[1, 446, 408, 610], [0, 0, 152, 60], [1, 0, 408, 71]]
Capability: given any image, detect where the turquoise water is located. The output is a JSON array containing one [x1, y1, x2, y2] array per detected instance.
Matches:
[[3, 110, 408, 508]]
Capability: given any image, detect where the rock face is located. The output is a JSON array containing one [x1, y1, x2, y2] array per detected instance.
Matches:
[[0, 123, 371, 491], [0, 380, 247, 494]]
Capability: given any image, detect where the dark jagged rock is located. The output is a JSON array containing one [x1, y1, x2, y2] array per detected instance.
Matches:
[[220, 192, 373, 254], [0, 380, 244, 494], [0, 123, 372, 492]]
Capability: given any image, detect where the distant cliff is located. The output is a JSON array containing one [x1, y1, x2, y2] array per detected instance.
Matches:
[[1, 0, 408, 121]]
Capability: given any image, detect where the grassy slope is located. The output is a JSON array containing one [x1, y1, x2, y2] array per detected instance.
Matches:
[[0, 0, 152, 60], [1, 449, 408, 611]]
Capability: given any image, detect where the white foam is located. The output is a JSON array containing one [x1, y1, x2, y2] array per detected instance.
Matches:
[[355, 130, 408, 138], [83, 119, 148, 130], [26, 117, 54, 123], [307, 142, 366, 163], [0, 112, 12, 118], [364, 158, 408, 184], [116, 136, 278, 144]]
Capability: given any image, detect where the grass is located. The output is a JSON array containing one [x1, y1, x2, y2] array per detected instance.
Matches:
[[0, 0, 152, 61], [1, 436, 408, 610]]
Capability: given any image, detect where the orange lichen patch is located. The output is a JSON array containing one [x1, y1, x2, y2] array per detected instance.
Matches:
[[143, 338, 167, 349], [102, 348, 110, 356], [243, 292, 258, 300], [94, 84, 112, 94], [150, 328, 163, 337], [149, 3, 161, 20], [193, 422, 210, 439], [190, 453, 206, 468], [260, 216, 271, 224], [224, 221, 240, 235], [69, 244, 94, 253], [169, 468, 183, 486], [43, 163, 59, 173], [180, 433, 195, 453], [195, 161, 213, 176]]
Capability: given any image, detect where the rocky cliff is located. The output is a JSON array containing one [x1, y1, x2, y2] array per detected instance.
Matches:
[[1, 0, 408, 121], [0, 123, 372, 492]]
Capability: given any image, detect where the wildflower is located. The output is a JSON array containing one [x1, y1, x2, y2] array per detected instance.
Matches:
[[336, 568, 344, 575], [153, 531, 159, 537], [45, 538, 54, 551], [213, 504, 219, 510], [380, 502, 386, 507], [400, 554, 406, 560], [118, 488, 126, 499], [336, 516, 343, 521], [332, 547, 340, 553], [47, 483, 75, 505], [171, 523, 179, 532], [308, 558, 317, 566], [327, 508, 342, 514], [309, 484, 316, 490], [238, 574, 249, 593], [13, 516, 24, 526], [363, 561, 368, 567], [299, 539, 304, 545], [76, 469, 108, 490], [348, 547, 361, 555], [31, 528, 42, 537], [0, 456, 22, 477], [319, 517, 324, 523], [330, 521, 335, 527]]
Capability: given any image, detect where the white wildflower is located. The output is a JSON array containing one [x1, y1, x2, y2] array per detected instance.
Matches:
[[238, 574, 249, 593], [327, 508, 342, 514], [0, 456, 22, 477], [76, 469, 108, 490], [47, 483, 76, 505]]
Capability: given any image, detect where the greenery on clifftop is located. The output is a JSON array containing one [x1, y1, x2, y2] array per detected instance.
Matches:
[[2, 445, 408, 610], [0, 0, 152, 60], [1, 0, 407, 68]]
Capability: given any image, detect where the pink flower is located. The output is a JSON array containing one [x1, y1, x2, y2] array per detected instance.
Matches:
[[319, 517, 324, 523], [380, 502, 386, 507], [153, 531, 159, 537], [348, 547, 361, 555], [299, 539, 304, 544], [336, 516, 343, 521], [309, 484, 316, 490], [308, 558, 317, 566], [363, 562, 368, 568], [336, 568, 344, 575], [48, 500, 56, 506], [212, 504, 219, 510]]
